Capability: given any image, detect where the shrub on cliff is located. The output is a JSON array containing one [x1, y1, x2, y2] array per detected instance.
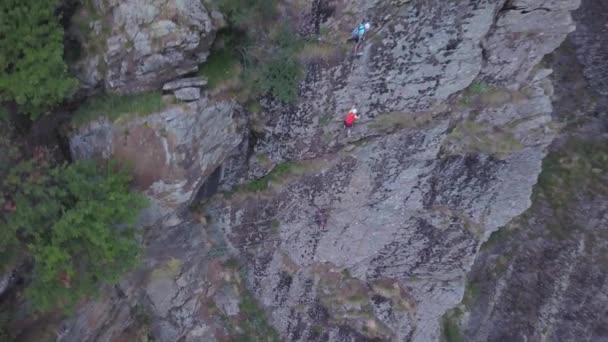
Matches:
[[215, 0, 277, 28], [0, 0, 77, 119], [0, 156, 147, 311]]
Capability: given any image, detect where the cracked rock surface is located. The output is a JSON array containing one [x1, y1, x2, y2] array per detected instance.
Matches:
[[61, 0, 586, 341], [459, 0, 608, 341], [69, 0, 219, 94]]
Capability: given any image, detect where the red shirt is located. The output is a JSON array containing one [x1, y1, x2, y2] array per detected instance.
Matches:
[[345, 112, 357, 126]]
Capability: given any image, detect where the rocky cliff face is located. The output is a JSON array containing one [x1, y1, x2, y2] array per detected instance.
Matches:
[[70, 96, 245, 225], [69, 0, 221, 94], [458, 0, 608, 341], [60, 0, 591, 341]]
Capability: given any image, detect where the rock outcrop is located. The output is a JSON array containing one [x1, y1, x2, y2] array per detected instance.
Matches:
[[57, 0, 586, 341], [69, 0, 221, 94], [70, 97, 245, 224], [459, 0, 608, 340]]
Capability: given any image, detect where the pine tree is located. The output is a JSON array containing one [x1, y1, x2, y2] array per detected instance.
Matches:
[[0, 158, 147, 311], [0, 0, 78, 118]]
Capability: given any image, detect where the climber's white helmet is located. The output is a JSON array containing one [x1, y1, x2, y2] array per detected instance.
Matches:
[[364, 23, 371, 30], [352, 108, 358, 114]]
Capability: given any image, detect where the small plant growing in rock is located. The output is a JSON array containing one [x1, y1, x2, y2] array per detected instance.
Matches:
[[159, 127, 168, 137], [468, 82, 489, 94], [238, 162, 298, 193], [442, 308, 464, 342]]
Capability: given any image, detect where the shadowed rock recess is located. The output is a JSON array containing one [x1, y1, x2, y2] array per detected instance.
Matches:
[[59, 0, 608, 341]]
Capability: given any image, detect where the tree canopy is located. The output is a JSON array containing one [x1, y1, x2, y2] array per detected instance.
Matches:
[[0, 0, 77, 118], [0, 155, 147, 311]]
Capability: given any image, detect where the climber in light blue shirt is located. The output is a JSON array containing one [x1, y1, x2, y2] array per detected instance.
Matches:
[[351, 22, 371, 56]]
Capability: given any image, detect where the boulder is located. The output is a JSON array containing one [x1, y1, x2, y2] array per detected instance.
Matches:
[[162, 76, 208, 91], [69, 0, 220, 94], [174, 87, 201, 101], [69, 98, 245, 225]]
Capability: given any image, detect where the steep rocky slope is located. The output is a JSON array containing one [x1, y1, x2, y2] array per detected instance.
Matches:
[[56, 0, 593, 341], [457, 0, 608, 341]]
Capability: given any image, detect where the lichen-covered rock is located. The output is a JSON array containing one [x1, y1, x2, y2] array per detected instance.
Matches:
[[69, 0, 219, 94], [69, 98, 245, 224], [203, 71, 558, 338], [56, 0, 583, 341], [174, 87, 201, 101], [480, 0, 581, 87], [460, 0, 608, 341]]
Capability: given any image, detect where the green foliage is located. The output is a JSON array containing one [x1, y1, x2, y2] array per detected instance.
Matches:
[[468, 82, 489, 94], [205, 2, 303, 103], [238, 292, 280, 342], [442, 314, 463, 342], [198, 48, 242, 89], [256, 53, 303, 103], [480, 227, 514, 251], [534, 139, 608, 239], [536, 139, 608, 206], [214, 0, 277, 28], [238, 162, 296, 193], [0, 0, 78, 118], [71, 92, 166, 127], [240, 27, 304, 103], [0, 159, 148, 311], [445, 120, 524, 159], [462, 280, 480, 307]]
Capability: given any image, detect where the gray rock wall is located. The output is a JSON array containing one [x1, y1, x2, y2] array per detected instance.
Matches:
[[69, 0, 220, 94], [69, 98, 245, 225], [58, 0, 584, 341], [460, 0, 608, 340]]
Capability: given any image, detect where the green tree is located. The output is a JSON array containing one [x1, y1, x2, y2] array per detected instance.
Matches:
[[0, 158, 147, 311], [0, 0, 78, 118]]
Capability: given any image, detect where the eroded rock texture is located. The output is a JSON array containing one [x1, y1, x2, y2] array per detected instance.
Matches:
[[459, 0, 608, 341], [59, 0, 586, 341], [69, 0, 220, 94], [70, 98, 245, 224]]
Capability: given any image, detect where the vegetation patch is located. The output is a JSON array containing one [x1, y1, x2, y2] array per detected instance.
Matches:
[[0, 157, 147, 312], [462, 280, 481, 307], [533, 139, 608, 239], [370, 111, 434, 131], [214, 0, 277, 29], [204, 1, 305, 104], [442, 307, 464, 342], [255, 51, 304, 102], [468, 82, 490, 94], [444, 120, 524, 159], [235, 161, 304, 193], [198, 48, 242, 89], [298, 42, 344, 64], [458, 82, 514, 109], [0, 0, 78, 118], [71, 92, 167, 127], [481, 226, 515, 251], [370, 279, 414, 312], [151, 257, 183, 280], [232, 292, 279, 341], [535, 139, 608, 207]]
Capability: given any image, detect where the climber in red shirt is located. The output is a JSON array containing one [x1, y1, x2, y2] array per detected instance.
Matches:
[[344, 106, 360, 137]]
